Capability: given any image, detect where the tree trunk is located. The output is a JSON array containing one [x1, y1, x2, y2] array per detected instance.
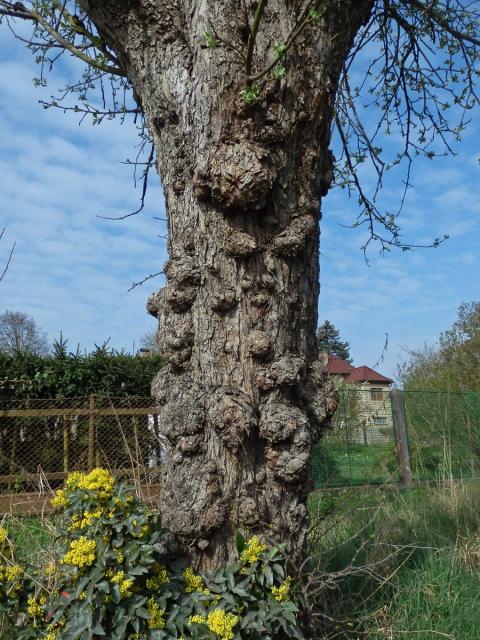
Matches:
[[82, 0, 374, 569]]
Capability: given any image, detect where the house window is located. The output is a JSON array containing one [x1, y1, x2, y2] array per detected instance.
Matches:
[[373, 416, 387, 426], [370, 387, 383, 400]]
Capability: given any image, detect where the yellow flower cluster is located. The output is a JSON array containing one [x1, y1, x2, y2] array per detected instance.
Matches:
[[51, 468, 115, 508], [111, 571, 134, 599], [27, 593, 47, 617], [51, 488, 69, 509], [76, 468, 115, 499], [146, 564, 169, 591], [206, 609, 239, 640], [188, 614, 207, 625], [184, 566, 207, 593], [52, 469, 115, 509], [0, 526, 7, 545], [0, 562, 22, 593], [241, 536, 267, 565], [43, 617, 65, 640], [147, 597, 165, 629], [63, 536, 96, 568], [271, 576, 292, 602], [69, 507, 104, 531], [5, 564, 22, 582], [189, 610, 239, 640], [65, 471, 85, 490]]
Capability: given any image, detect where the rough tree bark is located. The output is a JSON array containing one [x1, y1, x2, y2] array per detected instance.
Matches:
[[81, 0, 374, 569]]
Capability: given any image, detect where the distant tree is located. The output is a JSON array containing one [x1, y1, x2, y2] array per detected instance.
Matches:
[[138, 328, 161, 355], [0, 310, 49, 356], [398, 302, 480, 391], [316, 320, 351, 362]]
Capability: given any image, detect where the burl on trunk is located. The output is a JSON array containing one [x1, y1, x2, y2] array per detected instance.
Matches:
[[82, 0, 373, 569]]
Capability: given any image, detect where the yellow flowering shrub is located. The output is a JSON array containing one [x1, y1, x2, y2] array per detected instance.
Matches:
[[1, 471, 304, 640], [188, 613, 207, 625], [5, 564, 22, 582], [52, 468, 115, 506], [111, 571, 135, 599], [146, 564, 169, 591], [147, 597, 165, 629], [184, 565, 205, 592], [50, 488, 69, 509]]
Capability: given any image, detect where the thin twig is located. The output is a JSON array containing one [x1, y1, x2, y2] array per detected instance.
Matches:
[[0, 228, 15, 282], [128, 270, 164, 292]]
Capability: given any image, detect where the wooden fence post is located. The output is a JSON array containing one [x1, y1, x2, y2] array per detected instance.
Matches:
[[391, 390, 413, 489], [88, 395, 95, 471], [63, 415, 69, 473]]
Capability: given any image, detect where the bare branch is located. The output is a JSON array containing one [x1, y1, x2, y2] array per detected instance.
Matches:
[[128, 270, 165, 293], [0, 228, 15, 283], [0, 1, 125, 76], [98, 144, 155, 221], [404, 0, 480, 46]]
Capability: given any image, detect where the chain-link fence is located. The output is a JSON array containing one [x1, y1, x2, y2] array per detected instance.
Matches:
[[0, 396, 162, 495]]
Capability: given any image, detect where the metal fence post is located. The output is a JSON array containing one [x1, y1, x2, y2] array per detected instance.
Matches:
[[88, 395, 95, 471], [391, 390, 413, 489]]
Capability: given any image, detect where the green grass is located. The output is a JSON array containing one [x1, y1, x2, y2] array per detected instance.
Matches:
[[308, 481, 480, 639], [4, 516, 52, 561], [365, 550, 480, 639]]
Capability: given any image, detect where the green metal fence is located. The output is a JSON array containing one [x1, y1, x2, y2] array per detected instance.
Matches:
[[311, 388, 480, 489], [404, 390, 480, 482], [312, 387, 398, 488]]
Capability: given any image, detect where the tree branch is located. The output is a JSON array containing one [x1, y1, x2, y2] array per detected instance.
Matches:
[[128, 270, 164, 292], [0, 1, 126, 76], [0, 228, 15, 283], [403, 0, 480, 47], [245, 0, 268, 79]]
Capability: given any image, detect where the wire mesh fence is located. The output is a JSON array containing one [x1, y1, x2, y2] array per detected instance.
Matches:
[[312, 387, 398, 488], [0, 396, 162, 495], [404, 390, 480, 482], [312, 388, 480, 488], [2, 389, 480, 499]]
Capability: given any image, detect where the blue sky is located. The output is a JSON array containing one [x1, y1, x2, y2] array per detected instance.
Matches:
[[0, 25, 479, 380]]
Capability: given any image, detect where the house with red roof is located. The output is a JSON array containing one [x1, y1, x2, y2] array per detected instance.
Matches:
[[325, 355, 394, 444]]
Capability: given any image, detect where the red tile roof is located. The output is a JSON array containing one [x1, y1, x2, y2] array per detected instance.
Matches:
[[325, 355, 392, 384], [326, 355, 354, 374], [347, 365, 393, 384]]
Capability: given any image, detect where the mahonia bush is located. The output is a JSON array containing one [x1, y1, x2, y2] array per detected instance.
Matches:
[[0, 469, 305, 640]]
